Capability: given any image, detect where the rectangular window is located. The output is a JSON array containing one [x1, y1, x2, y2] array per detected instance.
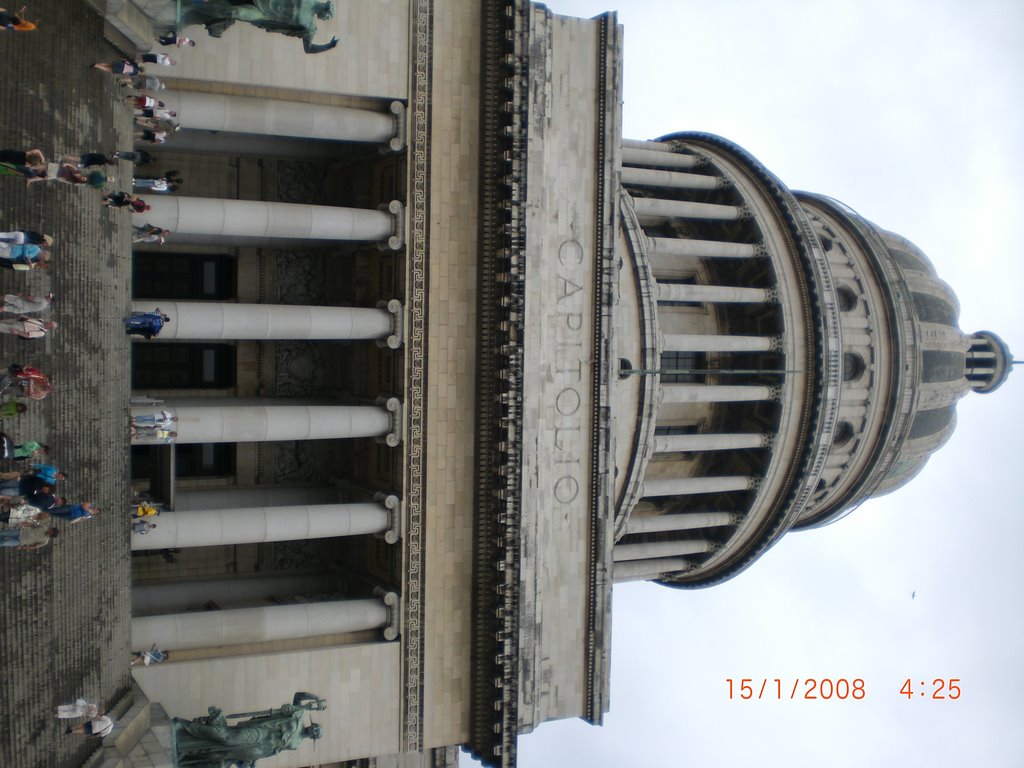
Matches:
[[132, 344, 236, 389], [133, 253, 236, 300], [659, 351, 707, 383]]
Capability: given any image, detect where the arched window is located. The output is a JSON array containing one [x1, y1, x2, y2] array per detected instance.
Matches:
[[842, 352, 866, 382], [836, 286, 858, 312], [833, 421, 854, 447]]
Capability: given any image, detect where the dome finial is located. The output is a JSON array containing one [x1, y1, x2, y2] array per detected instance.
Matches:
[[965, 331, 1012, 393]]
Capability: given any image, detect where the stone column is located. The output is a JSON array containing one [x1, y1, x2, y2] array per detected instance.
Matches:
[[162, 91, 405, 151], [131, 399, 402, 446], [131, 503, 392, 551], [641, 476, 752, 497], [613, 539, 714, 561], [656, 282, 771, 304], [131, 300, 402, 347], [133, 573, 340, 616], [662, 333, 775, 353], [173, 485, 338, 510], [621, 146, 699, 169], [131, 595, 399, 651], [661, 384, 773, 403], [648, 236, 759, 260], [613, 557, 693, 583], [653, 433, 767, 453], [634, 197, 742, 222], [625, 512, 735, 535], [145, 197, 404, 250], [621, 167, 718, 190]]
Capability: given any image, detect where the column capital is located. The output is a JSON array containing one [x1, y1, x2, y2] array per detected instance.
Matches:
[[376, 396, 404, 447], [377, 299, 404, 350], [379, 200, 405, 252], [374, 492, 402, 544]]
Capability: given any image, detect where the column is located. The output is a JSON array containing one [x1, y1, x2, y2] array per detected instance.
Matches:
[[621, 146, 698, 169], [657, 282, 770, 304], [613, 557, 692, 583], [641, 476, 752, 497], [133, 573, 340, 616], [662, 333, 775, 353], [634, 197, 741, 223], [621, 167, 719, 190], [613, 539, 714, 561], [648, 236, 759, 260], [174, 485, 338, 510], [131, 399, 401, 446], [625, 512, 735, 535], [131, 596, 397, 651], [162, 91, 405, 151], [144, 197, 403, 250], [662, 384, 773, 403], [654, 433, 767, 453], [131, 300, 401, 346], [131, 503, 391, 551]]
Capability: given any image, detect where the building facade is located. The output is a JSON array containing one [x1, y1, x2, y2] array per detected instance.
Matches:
[[88, 1, 1011, 767]]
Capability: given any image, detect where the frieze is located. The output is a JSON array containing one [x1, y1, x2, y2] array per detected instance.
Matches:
[[400, 0, 433, 753]]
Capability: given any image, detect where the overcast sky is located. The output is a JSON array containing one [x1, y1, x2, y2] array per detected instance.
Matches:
[[467, 1, 1023, 766]]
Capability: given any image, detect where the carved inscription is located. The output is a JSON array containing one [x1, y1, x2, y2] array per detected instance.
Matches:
[[551, 239, 588, 504]]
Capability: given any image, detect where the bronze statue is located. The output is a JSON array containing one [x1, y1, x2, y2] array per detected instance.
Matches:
[[171, 692, 326, 768], [179, 0, 339, 54]]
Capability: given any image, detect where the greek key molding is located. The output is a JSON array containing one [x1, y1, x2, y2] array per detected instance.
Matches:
[[401, 0, 433, 753]]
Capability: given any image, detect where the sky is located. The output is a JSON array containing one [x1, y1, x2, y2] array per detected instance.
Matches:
[[468, 1, 1024, 766]]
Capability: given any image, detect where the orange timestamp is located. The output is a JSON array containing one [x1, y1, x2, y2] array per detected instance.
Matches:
[[725, 678, 866, 700], [899, 678, 961, 700]]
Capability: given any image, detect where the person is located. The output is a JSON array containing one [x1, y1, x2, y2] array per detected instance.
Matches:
[[111, 149, 153, 165], [130, 94, 166, 110], [13, 439, 47, 459], [26, 163, 108, 187], [132, 520, 157, 535], [67, 713, 114, 738], [0, 6, 37, 31], [22, 489, 62, 512], [134, 502, 160, 517], [0, 316, 58, 339], [125, 309, 170, 339], [28, 463, 65, 484], [0, 471, 49, 498], [62, 152, 116, 169], [158, 32, 196, 47], [130, 645, 168, 666], [0, 400, 28, 417], [135, 129, 169, 144], [133, 177, 171, 192], [94, 58, 142, 76], [163, 169, 184, 186], [132, 409, 177, 429], [103, 191, 137, 208], [0, 230, 52, 246], [123, 74, 166, 91], [0, 242, 44, 270], [0, 148, 45, 166], [133, 427, 176, 443], [3, 292, 52, 314], [56, 700, 102, 720], [141, 52, 176, 66], [0, 364, 52, 400], [132, 225, 170, 244], [0, 525, 58, 550], [50, 501, 98, 524]]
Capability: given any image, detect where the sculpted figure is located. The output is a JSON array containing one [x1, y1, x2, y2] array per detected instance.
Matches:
[[179, 0, 339, 54], [171, 692, 326, 767]]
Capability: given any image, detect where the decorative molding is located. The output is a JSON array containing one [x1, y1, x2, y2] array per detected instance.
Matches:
[[400, 0, 434, 753]]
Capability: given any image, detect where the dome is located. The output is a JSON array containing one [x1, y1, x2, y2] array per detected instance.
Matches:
[[790, 196, 1012, 525]]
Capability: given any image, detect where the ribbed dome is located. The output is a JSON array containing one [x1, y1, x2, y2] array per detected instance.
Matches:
[[793, 198, 1012, 522]]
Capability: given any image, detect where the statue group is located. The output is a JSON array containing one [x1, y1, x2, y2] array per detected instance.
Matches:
[[178, 0, 339, 54], [171, 692, 327, 768]]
